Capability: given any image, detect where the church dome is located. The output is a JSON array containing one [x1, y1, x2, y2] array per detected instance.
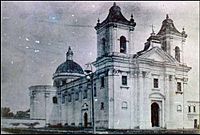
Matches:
[[157, 14, 182, 36], [95, 2, 136, 30], [54, 47, 84, 75], [55, 60, 84, 74]]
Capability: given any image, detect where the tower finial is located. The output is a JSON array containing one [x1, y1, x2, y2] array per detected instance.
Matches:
[[181, 26, 187, 38], [97, 18, 100, 26], [66, 46, 73, 61], [113, 2, 116, 6], [150, 24, 155, 36], [166, 14, 169, 19], [131, 14, 133, 19]]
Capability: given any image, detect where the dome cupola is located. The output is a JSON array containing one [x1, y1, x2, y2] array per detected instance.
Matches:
[[53, 47, 84, 87], [95, 2, 136, 30], [157, 14, 182, 36], [54, 47, 84, 75]]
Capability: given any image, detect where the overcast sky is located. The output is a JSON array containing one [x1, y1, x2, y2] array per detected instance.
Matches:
[[1, 1, 199, 113]]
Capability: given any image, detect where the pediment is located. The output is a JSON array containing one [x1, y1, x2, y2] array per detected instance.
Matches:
[[139, 47, 177, 64], [149, 92, 165, 99]]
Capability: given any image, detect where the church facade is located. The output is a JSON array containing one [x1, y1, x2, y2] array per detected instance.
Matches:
[[29, 3, 199, 129]]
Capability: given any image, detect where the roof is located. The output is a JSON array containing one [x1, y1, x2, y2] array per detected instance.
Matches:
[[95, 2, 136, 29], [54, 46, 84, 75], [157, 14, 183, 37], [55, 60, 84, 74]]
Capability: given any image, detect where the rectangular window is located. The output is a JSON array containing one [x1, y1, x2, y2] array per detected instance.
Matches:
[[177, 105, 182, 112], [177, 82, 181, 91], [75, 92, 79, 101], [94, 84, 97, 97], [68, 94, 71, 102], [83, 90, 87, 99], [122, 101, 128, 109], [62, 94, 65, 104], [153, 78, 159, 88], [188, 106, 191, 113], [122, 76, 127, 85], [53, 96, 58, 104], [101, 77, 105, 88]]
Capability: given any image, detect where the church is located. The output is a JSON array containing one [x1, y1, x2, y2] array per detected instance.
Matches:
[[29, 3, 199, 129]]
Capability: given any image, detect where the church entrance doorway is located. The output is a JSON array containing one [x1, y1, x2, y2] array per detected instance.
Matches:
[[84, 112, 88, 127], [151, 102, 159, 127], [194, 119, 197, 128]]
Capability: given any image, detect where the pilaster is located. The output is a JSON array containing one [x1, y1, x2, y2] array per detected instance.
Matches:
[[164, 74, 170, 128], [139, 71, 144, 128]]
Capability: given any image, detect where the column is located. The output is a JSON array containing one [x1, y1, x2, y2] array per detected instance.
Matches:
[[136, 70, 140, 127], [169, 75, 175, 128], [108, 69, 115, 128], [112, 26, 117, 53], [129, 71, 134, 129], [183, 77, 188, 128], [141, 71, 151, 129], [139, 71, 144, 128], [129, 28, 134, 54], [164, 74, 170, 128], [145, 71, 152, 128], [133, 70, 138, 128]]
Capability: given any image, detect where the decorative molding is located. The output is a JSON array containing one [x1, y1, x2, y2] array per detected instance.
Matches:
[[183, 77, 188, 82], [129, 27, 134, 31], [175, 91, 183, 94], [142, 71, 150, 78], [142, 71, 147, 78], [109, 97, 114, 102], [152, 88, 160, 91], [175, 77, 184, 81], [120, 86, 130, 89], [149, 92, 165, 99], [151, 73, 160, 77], [169, 75, 173, 81], [112, 69, 119, 75], [187, 101, 200, 103]]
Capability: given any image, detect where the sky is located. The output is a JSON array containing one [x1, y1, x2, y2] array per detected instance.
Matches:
[[1, 1, 199, 113]]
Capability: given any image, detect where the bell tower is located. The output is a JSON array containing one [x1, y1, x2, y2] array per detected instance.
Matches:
[[94, 2, 136, 60], [156, 14, 187, 63], [93, 3, 137, 129]]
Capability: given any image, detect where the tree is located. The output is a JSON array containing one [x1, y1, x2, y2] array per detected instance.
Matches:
[[1, 107, 14, 118]]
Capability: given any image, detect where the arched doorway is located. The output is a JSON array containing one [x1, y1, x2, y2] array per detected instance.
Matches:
[[151, 102, 159, 127], [84, 112, 88, 127]]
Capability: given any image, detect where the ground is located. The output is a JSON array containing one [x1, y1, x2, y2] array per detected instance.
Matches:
[[1, 127, 200, 134]]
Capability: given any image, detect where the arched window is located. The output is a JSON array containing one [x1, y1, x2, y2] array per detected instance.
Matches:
[[68, 94, 72, 102], [161, 41, 167, 52], [59, 80, 63, 86], [62, 94, 65, 104], [100, 102, 104, 110], [193, 105, 196, 112], [188, 106, 191, 113], [94, 83, 97, 97], [177, 105, 182, 112], [102, 38, 106, 55], [75, 92, 79, 101], [175, 46, 180, 62], [120, 36, 126, 53], [122, 101, 128, 109]]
